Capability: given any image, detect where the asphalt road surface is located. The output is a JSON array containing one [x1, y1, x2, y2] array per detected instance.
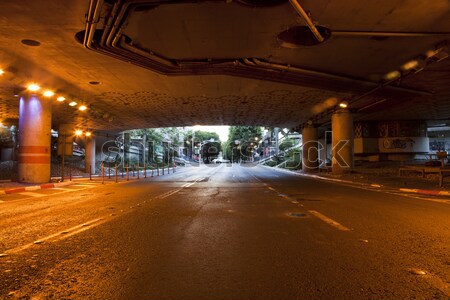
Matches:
[[0, 164, 449, 299]]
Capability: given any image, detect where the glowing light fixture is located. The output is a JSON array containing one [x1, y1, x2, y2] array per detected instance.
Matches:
[[75, 130, 83, 136], [0, 69, 4, 75], [383, 70, 401, 81], [57, 96, 66, 102], [43, 90, 54, 97], [78, 105, 87, 111], [69, 101, 77, 107], [85, 131, 92, 137], [339, 101, 348, 108], [401, 60, 419, 71], [27, 84, 40, 92]]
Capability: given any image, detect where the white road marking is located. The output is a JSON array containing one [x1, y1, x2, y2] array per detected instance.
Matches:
[[408, 268, 450, 297], [51, 188, 76, 191], [19, 192, 46, 197], [1, 168, 219, 256], [308, 210, 351, 231]]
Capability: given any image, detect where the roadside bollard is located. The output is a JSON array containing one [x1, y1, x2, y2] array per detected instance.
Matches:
[[132, 165, 135, 177], [69, 164, 72, 181], [115, 164, 118, 183], [89, 165, 92, 181], [167, 163, 170, 174], [137, 165, 140, 179], [121, 166, 124, 178], [173, 163, 175, 173], [157, 166, 160, 176], [101, 162, 105, 184], [144, 164, 147, 178], [108, 166, 111, 179], [151, 166, 154, 177], [162, 163, 165, 175], [126, 165, 129, 181]]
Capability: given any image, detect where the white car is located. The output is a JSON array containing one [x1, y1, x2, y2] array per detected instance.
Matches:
[[213, 158, 230, 164]]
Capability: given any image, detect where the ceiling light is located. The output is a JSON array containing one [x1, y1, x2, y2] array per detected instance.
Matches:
[[400, 59, 425, 73], [69, 101, 77, 107], [78, 105, 87, 111], [401, 60, 419, 71], [75, 130, 83, 136], [43, 90, 54, 97], [383, 70, 401, 81], [426, 46, 449, 62], [339, 101, 348, 108], [85, 131, 92, 137], [27, 84, 40, 92], [56, 96, 66, 102]]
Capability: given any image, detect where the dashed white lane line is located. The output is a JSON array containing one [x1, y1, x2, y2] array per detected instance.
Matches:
[[18, 192, 46, 198], [308, 210, 351, 231], [51, 187, 78, 191], [243, 169, 353, 232], [0, 182, 197, 256], [408, 268, 450, 297]]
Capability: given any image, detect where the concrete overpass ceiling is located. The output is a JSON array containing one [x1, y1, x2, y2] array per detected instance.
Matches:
[[0, 0, 449, 131]]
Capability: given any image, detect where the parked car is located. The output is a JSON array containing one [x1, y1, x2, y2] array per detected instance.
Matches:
[[213, 158, 230, 164]]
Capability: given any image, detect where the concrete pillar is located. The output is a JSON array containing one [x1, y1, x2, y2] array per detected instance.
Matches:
[[302, 125, 319, 172], [18, 93, 52, 183], [85, 137, 96, 174], [332, 108, 354, 174]]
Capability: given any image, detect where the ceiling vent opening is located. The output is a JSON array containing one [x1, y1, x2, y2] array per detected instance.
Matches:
[[278, 25, 331, 47], [236, 0, 288, 7]]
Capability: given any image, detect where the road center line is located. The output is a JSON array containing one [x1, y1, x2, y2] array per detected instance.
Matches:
[[308, 210, 351, 231]]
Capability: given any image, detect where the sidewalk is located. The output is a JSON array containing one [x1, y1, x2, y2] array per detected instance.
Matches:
[[264, 162, 450, 197], [0, 166, 181, 195]]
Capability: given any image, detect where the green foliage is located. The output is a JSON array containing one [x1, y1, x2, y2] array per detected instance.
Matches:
[[0, 126, 16, 147], [225, 126, 262, 162], [185, 130, 220, 145], [279, 138, 295, 152]]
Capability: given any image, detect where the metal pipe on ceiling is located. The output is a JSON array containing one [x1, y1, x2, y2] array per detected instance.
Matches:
[[248, 58, 431, 96], [333, 31, 450, 38], [84, 0, 104, 49], [289, 0, 324, 43]]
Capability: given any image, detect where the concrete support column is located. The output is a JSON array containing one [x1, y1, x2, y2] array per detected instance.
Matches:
[[85, 137, 96, 174], [302, 125, 319, 172], [18, 93, 52, 183], [332, 108, 354, 174]]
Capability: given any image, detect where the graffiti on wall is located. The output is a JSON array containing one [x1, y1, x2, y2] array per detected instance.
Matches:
[[383, 138, 415, 150]]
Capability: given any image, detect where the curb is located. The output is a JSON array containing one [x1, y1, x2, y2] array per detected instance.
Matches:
[[2, 181, 75, 195], [260, 165, 450, 197], [0, 166, 184, 195], [399, 188, 450, 196]]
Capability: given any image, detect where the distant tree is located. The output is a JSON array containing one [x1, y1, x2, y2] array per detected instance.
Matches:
[[225, 126, 262, 162], [279, 138, 295, 152], [184, 130, 221, 162]]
